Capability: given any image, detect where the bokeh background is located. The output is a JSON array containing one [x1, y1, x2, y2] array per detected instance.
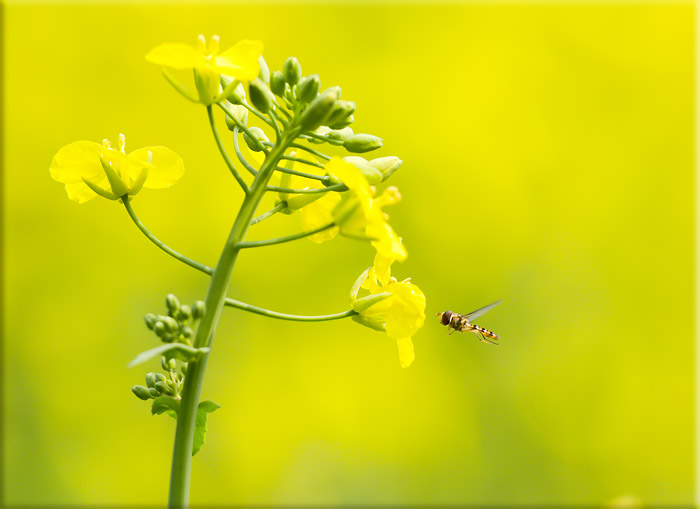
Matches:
[[3, 1, 694, 506]]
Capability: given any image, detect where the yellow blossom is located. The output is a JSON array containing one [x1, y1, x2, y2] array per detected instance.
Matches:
[[325, 157, 408, 262], [146, 35, 263, 104], [50, 134, 184, 204], [350, 253, 426, 368]]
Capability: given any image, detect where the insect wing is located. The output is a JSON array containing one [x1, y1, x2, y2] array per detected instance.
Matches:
[[464, 300, 501, 321]]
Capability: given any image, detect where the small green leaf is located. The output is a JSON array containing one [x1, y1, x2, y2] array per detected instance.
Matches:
[[192, 400, 221, 456], [152, 396, 180, 416], [127, 343, 210, 368]]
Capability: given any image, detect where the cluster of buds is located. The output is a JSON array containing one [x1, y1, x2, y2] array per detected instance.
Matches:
[[241, 55, 383, 154], [143, 294, 205, 345], [131, 294, 205, 401], [131, 356, 188, 401]]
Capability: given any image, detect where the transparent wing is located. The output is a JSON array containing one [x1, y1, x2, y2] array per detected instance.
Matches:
[[464, 300, 502, 321]]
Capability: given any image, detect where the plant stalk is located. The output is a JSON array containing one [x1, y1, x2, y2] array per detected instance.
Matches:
[[168, 127, 295, 508]]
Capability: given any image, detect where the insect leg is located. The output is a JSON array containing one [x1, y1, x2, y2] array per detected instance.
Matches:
[[477, 332, 499, 345]]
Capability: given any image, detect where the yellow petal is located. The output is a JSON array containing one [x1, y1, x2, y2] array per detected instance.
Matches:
[[396, 337, 415, 368], [377, 281, 426, 339], [301, 192, 341, 243], [327, 157, 370, 193], [129, 147, 184, 189], [214, 40, 264, 81], [64, 182, 97, 204], [145, 43, 207, 70], [50, 141, 105, 184], [369, 222, 408, 262]]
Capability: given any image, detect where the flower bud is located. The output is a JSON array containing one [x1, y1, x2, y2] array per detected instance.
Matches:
[[297, 74, 320, 103], [258, 55, 270, 83], [132, 385, 152, 400], [148, 387, 160, 398], [244, 127, 270, 152], [299, 89, 338, 131], [220, 76, 246, 104], [343, 156, 382, 184], [344, 134, 383, 153], [192, 301, 206, 319], [224, 104, 248, 131], [161, 333, 175, 343], [248, 78, 274, 113], [182, 326, 194, 338], [154, 321, 166, 337], [327, 127, 354, 142], [270, 71, 286, 97], [154, 373, 167, 383], [325, 86, 342, 99], [283, 57, 302, 85], [155, 381, 175, 395], [325, 101, 356, 128], [161, 316, 179, 333], [330, 114, 354, 130], [145, 372, 157, 389], [162, 356, 177, 371], [369, 156, 403, 181], [165, 294, 180, 314], [177, 305, 192, 322], [144, 313, 158, 330]]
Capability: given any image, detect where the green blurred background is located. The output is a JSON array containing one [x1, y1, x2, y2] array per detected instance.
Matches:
[[3, 1, 694, 506]]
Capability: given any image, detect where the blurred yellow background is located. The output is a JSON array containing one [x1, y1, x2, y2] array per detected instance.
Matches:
[[3, 2, 694, 506]]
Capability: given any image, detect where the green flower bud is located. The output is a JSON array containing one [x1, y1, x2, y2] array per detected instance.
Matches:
[[244, 126, 270, 152], [299, 89, 338, 131], [326, 86, 342, 99], [145, 372, 157, 389], [192, 301, 205, 319], [330, 114, 354, 130], [270, 71, 286, 97], [177, 305, 192, 322], [154, 321, 166, 337], [220, 76, 246, 104], [224, 104, 248, 131], [148, 387, 160, 398], [326, 127, 354, 142], [248, 78, 274, 113], [325, 101, 356, 128], [182, 326, 194, 339], [344, 134, 383, 153], [161, 333, 174, 343], [155, 381, 175, 395], [258, 55, 270, 83], [144, 313, 158, 330], [283, 57, 302, 85], [343, 156, 382, 184], [297, 74, 320, 103], [161, 316, 179, 333], [154, 373, 167, 383], [369, 156, 403, 181], [132, 385, 152, 400], [166, 294, 180, 314], [161, 356, 177, 371], [284, 87, 295, 104]]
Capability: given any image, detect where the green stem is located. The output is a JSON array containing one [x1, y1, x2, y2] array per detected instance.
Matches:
[[301, 132, 344, 145], [236, 222, 336, 249], [274, 165, 329, 183], [168, 128, 295, 509], [123, 199, 355, 322], [224, 299, 357, 321], [267, 183, 346, 194], [250, 201, 286, 225], [207, 106, 249, 193], [121, 197, 213, 274], [217, 102, 269, 153], [290, 143, 331, 161], [232, 127, 259, 176], [280, 154, 325, 169]]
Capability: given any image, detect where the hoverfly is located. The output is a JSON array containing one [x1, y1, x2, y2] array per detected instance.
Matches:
[[437, 301, 501, 345]]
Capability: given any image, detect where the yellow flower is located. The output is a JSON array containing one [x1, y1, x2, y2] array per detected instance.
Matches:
[[326, 157, 408, 262], [146, 35, 263, 104], [50, 134, 184, 204], [350, 253, 426, 368]]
